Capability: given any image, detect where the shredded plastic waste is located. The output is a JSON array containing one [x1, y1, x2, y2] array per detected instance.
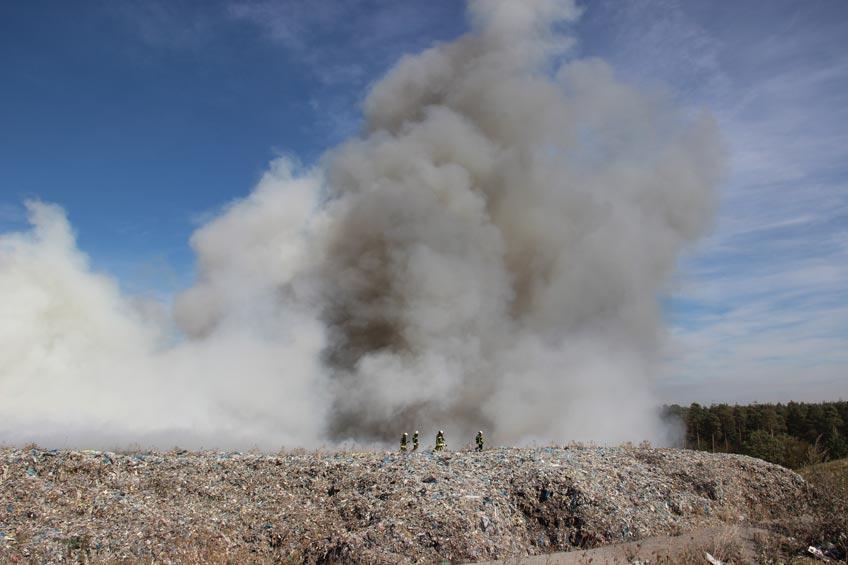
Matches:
[[0, 446, 815, 563]]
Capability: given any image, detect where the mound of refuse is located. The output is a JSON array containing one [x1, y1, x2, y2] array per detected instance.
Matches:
[[0, 446, 814, 563]]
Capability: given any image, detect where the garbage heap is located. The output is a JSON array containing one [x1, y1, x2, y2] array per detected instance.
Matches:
[[0, 446, 814, 563]]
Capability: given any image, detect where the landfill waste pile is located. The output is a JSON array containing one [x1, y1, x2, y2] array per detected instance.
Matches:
[[0, 445, 815, 563]]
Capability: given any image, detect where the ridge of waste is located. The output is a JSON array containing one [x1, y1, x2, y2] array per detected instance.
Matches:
[[0, 446, 813, 563]]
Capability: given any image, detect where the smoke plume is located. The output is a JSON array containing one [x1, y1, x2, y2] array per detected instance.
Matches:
[[0, 0, 723, 449]]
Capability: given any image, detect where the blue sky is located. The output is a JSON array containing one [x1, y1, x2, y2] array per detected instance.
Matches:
[[1, 0, 846, 403]]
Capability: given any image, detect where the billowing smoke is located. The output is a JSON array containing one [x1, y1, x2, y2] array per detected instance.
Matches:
[[0, 0, 723, 449]]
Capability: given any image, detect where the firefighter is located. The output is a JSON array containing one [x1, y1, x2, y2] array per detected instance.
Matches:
[[412, 430, 419, 451], [434, 430, 446, 451], [400, 432, 408, 452], [475, 430, 484, 452]]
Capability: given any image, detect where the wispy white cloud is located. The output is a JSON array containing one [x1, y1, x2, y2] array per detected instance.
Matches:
[[581, 0, 848, 402], [226, 0, 463, 139], [226, 1, 460, 84], [107, 2, 222, 51]]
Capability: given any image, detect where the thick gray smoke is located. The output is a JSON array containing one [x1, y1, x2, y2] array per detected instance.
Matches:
[[0, 0, 722, 449]]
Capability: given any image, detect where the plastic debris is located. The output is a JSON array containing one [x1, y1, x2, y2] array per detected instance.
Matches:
[[705, 551, 724, 565], [0, 446, 817, 563], [808, 545, 830, 561]]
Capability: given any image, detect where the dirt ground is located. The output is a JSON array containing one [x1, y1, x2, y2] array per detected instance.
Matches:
[[478, 526, 773, 564]]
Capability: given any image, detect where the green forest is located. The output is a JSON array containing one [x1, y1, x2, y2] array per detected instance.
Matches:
[[662, 401, 848, 469]]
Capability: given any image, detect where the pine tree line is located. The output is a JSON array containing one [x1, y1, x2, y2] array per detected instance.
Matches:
[[661, 401, 848, 469]]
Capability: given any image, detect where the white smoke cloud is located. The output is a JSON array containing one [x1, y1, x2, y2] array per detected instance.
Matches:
[[0, 0, 723, 449], [0, 197, 328, 449]]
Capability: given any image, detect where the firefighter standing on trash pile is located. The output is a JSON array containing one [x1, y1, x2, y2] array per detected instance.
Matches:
[[434, 430, 446, 451], [412, 430, 419, 451], [475, 430, 485, 452], [400, 432, 408, 452]]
